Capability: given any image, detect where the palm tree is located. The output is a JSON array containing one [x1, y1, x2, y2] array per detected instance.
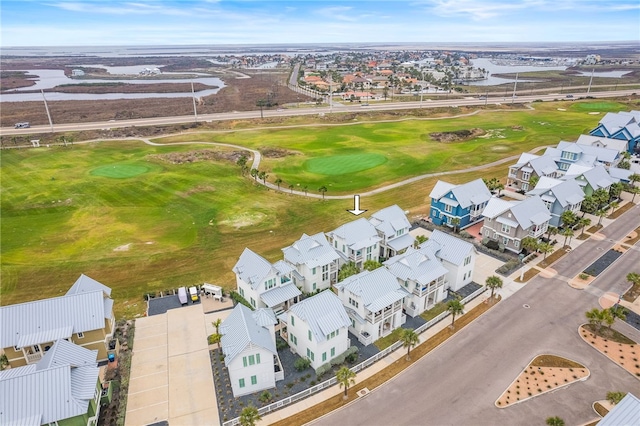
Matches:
[[258, 171, 268, 184], [596, 208, 607, 226], [602, 308, 615, 330], [538, 242, 554, 260], [336, 366, 356, 400], [578, 217, 591, 237], [209, 333, 222, 349], [319, 185, 327, 200], [302, 185, 308, 196], [239, 405, 261, 426], [485, 275, 503, 299], [274, 178, 283, 190], [250, 168, 258, 181], [447, 299, 464, 328], [546, 226, 558, 242], [521, 236, 539, 254], [560, 210, 577, 229], [606, 391, 627, 405], [212, 318, 222, 335], [609, 201, 619, 215], [450, 217, 461, 233], [289, 184, 294, 194], [546, 416, 565, 426], [585, 308, 605, 333], [627, 272, 640, 287], [400, 328, 420, 361], [629, 186, 640, 203], [561, 228, 574, 247], [414, 235, 427, 248]]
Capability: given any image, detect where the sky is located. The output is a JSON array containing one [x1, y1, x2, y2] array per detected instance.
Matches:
[[1, 0, 639, 47]]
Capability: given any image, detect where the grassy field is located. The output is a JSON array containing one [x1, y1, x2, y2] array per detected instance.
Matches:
[[2, 99, 638, 317]]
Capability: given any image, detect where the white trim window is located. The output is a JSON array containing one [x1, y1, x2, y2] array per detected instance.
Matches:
[[77, 332, 84, 339], [444, 204, 453, 213], [501, 224, 511, 234]]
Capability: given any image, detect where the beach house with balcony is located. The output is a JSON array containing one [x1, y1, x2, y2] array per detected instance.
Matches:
[[590, 111, 640, 154], [282, 290, 351, 371], [220, 304, 284, 397], [506, 153, 559, 191], [566, 165, 617, 196], [335, 268, 409, 345], [0, 275, 117, 368], [369, 205, 414, 260], [545, 141, 620, 173], [282, 233, 340, 294], [428, 179, 492, 229], [526, 177, 584, 227], [0, 339, 104, 426], [421, 230, 477, 293], [325, 218, 381, 269], [233, 248, 301, 314], [481, 196, 551, 254], [384, 246, 448, 317], [575, 134, 629, 155]]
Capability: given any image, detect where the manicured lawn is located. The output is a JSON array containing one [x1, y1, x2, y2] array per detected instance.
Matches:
[[2, 99, 639, 317], [305, 153, 387, 175]]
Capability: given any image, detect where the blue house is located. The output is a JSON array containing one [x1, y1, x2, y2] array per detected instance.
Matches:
[[429, 179, 492, 230], [590, 111, 640, 154], [526, 177, 584, 228]]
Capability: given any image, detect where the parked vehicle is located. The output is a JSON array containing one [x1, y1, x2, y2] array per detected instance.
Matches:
[[202, 283, 223, 301], [178, 287, 188, 305], [189, 286, 199, 302], [14, 122, 30, 128]]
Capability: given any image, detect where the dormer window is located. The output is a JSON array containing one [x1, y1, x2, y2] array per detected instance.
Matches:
[[77, 332, 84, 339]]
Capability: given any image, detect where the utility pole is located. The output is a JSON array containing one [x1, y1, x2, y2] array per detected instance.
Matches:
[[41, 90, 53, 132], [511, 73, 518, 104], [587, 68, 594, 94], [191, 81, 198, 124]]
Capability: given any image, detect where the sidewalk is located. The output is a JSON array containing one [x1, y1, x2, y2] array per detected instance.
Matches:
[[259, 280, 520, 425]]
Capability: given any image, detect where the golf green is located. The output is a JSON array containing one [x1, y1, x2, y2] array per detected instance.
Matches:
[[90, 164, 150, 179], [304, 153, 387, 175]]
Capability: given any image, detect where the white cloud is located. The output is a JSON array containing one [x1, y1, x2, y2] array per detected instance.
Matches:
[[315, 6, 357, 22]]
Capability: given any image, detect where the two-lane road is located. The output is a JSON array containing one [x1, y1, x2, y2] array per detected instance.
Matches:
[[2, 89, 637, 136]]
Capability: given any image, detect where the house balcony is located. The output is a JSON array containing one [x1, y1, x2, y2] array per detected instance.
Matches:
[[25, 352, 43, 364], [528, 226, 546, 238], [274, 355, 284, 381]]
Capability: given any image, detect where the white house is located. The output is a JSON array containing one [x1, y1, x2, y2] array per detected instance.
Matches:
[[326, 218, 381, 269], [283, 290, 351, 370], [282, 233, 340, 294], [233, 248, 301, 314], [335, 268, 409, 345], [220, 304, 283, 397], [384, 246, 449, 317], [422, 230, 477, 293], [368, 205, 414, 260]]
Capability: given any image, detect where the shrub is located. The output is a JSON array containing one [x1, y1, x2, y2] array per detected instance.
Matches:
[[315, 362, 332, 378], [258, 391, 272, 403], [579, 273, 589, 280], [485, 240, 500, 250], [459, 231, 473, 239], [294, 357, 311, 371], [275, 338, 289, 351], [230, 291, 253, 310]]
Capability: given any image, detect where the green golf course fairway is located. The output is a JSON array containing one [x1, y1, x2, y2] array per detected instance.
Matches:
[[2, 99, 638, 317], [304, 153, 388, 175], [90, 164, 150, 178]]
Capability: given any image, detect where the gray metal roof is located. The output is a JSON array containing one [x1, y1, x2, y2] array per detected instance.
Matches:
[[385, 247, 449, 285], [326, 218, 381, 249], [609, 166, 633, 181], [0, 340, 99, 426], [1, 290, 111, 349], [481, 198, 516, 219], [557, 141, 619, 164], [599, 111, 638, 135], [386, 233, 415, 252], [527, 177, 584, 208], [260, 283, 301, 308], [336, 268, 410, 313], [429, 179, 491, 208], [527, 155, 559, 176], [424, 229, 475, 266], [233, 248, 280, 291], [369, 205, 411, 238], [288, 290, 351, 344], [252, 308, 277, 328], [576, 134, 628, 153], [65, 274, 112, 297], [220, 304, 276, 365], [282, 233, 340, 269], [582, 165, 617, 190], [598, 393, 640, 426], [510, 196, 551, 229]]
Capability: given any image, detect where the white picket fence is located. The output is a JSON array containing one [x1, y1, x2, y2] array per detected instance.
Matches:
[[222, 286, 487, 425]]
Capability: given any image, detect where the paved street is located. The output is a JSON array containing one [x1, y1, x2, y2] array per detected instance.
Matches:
[[315, 204, 640, 426]]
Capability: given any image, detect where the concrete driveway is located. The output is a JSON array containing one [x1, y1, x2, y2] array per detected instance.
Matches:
[[125, 304, 218, 425], [316, 204, 640, 426]]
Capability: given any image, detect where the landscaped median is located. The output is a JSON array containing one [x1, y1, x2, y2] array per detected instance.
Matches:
[[579, 324, 640, 379], [269, 297, 500, 426]]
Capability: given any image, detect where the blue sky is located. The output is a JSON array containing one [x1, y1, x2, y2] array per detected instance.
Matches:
[[1, 0, 639, 46]]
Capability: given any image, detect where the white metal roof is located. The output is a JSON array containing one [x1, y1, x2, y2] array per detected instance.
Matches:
[[220, 304, 276, 365], [336, 268, 409, 313], [424, 229, 475, 266], [598, 393, 640, 426], [481, 197, 515, 219], [386, 233, 415, 252], [429, 179, 491, 209], [369, 205, 411, 238], [65, 274, 112, 297], [0, 340, 99, 426], [385, 246, 449, 285], [326, 217, 381, 249], [282, 233, 340, 269], [260, 282, 301, 308], [1, 290, 111, 349], [233, 247, 280, 290], [288, 290, 351, 343]]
